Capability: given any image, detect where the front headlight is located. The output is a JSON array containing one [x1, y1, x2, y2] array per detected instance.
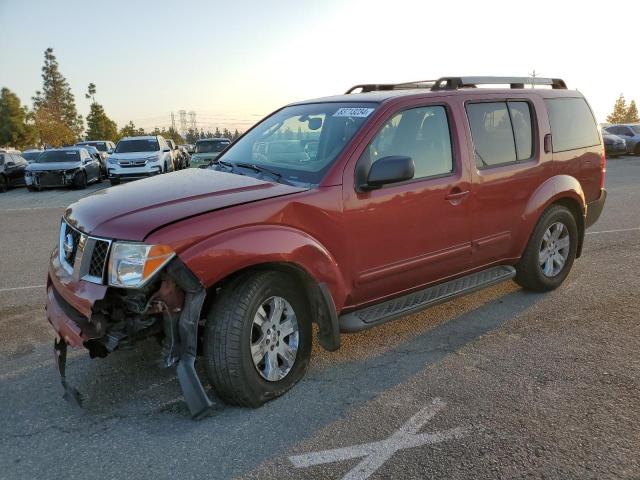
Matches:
[[108, 157, 119, 164], [108, 242, 175, 288], [145, 154, 160, 161]]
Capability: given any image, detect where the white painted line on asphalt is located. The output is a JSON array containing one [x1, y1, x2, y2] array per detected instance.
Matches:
[[586, 227, 640, 235], [0, 284, 46, 293], [289, 398, 468, 480]]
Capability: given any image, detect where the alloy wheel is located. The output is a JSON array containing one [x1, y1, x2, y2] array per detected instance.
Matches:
[[539, 221, 570, 277], [250, 296, 299, 382]]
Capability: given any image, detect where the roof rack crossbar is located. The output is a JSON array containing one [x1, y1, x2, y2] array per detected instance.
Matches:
[[345, 80, 436, 94], [430, 76, 567, 91]]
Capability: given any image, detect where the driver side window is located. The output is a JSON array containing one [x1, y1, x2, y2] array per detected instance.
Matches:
[[363, 106, 453, 179]]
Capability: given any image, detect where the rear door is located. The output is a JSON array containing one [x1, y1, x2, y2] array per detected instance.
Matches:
[[342, 99, 473, 307], [462, 94, 552, 267]]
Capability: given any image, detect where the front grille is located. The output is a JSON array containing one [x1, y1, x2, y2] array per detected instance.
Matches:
[[37, 171, 66, 187], [118, 159, 147, 167], [89, 240, 110, 278], [59, 220, 111, 284]]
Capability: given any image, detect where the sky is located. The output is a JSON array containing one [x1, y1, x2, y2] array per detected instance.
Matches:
[[1, 0, 639, 133]]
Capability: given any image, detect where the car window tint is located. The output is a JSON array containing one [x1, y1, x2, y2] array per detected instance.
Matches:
[[466, 102, 517, 168], [0, 154, 5, 165], [545, 98, 600, 151], [508, 102, 533, 161], [364, 105, 453, 179]]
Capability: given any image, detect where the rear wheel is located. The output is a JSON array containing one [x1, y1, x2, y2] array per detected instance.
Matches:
[[515, 205, 578, 292], [110, 177, 120, 186], [203, 271, 312, 407], [634, 144, 640, 155]]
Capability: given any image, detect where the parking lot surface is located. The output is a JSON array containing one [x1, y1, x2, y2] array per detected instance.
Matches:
[[1, 160, 639, 479]]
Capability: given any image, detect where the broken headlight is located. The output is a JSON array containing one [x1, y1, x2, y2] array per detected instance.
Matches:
[[108, 242, 175, 288]]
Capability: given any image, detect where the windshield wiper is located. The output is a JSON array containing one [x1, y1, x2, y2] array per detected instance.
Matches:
[[234, 162, 282, 179]]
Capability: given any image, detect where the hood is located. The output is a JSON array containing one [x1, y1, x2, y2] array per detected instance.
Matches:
[[191, 152, 220, 161], [27, 161, 81, 171], [64, 168, 308, 241]]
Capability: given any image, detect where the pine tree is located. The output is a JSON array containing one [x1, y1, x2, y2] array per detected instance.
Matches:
[[119, 121, 145, 138], [232, 129, 240, 141], [214, 127, 221, 137], [606, 94, 628, 124], [34, 106, 76, 147], [222, 128, 231, 139], [625, 100, 639, 123], [85, 83, 118, 141], [32, 48, 83, 140], [0, 88, 38, 148]]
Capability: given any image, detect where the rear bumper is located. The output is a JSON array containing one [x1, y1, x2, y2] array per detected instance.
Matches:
[[585, 188, 606, 229], [46, 247, 107, 347]]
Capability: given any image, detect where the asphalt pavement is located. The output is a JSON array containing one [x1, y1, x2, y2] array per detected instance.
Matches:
[[0, 160, 638, 479]]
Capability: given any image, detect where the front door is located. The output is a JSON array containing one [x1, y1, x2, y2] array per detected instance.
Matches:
[[343, 102, 472, 307]]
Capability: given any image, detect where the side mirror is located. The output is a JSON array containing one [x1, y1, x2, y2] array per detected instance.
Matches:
[[163, 148, 170, 152], [362, 155, 414, 190], [83, 158, 92, 164], [107, 149, 113, 154], [6, 161, 15, 167]]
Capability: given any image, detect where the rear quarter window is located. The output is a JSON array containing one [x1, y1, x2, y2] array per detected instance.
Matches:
[[545, 98, 600, 152]]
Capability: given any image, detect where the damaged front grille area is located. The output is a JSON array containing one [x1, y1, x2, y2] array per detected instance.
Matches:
[[59, 220, 112, 284]]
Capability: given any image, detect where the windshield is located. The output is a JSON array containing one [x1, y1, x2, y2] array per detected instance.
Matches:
[[196, 140, 230, 153], [36, 150, 80, 163], [22, 151, 42, 161], [217, 102, 376, 184], [78, 141, 107, 151], [115, 139, 159, 153], [631, 126, 640, 134]]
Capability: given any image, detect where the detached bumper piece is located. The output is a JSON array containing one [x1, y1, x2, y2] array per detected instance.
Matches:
[[54, 338, 83, 408]]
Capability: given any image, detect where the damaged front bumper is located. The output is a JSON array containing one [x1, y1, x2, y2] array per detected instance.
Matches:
[[46, 246, 214, 418]]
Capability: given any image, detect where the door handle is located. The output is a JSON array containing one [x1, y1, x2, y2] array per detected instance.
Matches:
[[445, 190, 470, 201]]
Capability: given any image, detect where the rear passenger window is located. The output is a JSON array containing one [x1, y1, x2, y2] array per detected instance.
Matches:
[[364, 105, 453, 180], [545, 98, 599, 152], [466, 101, 534, 168]]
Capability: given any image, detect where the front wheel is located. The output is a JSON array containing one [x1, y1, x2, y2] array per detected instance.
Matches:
[[515, 205, 578, 292], [204, 271, 312, 407], [73, 171, 87, 189]]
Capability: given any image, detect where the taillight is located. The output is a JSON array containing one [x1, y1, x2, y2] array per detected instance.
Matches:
[[600, 149, 606, 190]]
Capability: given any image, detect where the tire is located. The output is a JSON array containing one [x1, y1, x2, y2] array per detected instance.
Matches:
[[0, 175, 7, 193], [110, 178, 120, 186], [204, 271, 313, 407], [515, 205, 578, 292], [634, 144, 640, 156], [73, 171, 87, 189], [27, 186, 38, 192]]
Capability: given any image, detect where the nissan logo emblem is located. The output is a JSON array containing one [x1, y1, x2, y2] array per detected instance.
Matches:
[[63, 233, 74, 260]]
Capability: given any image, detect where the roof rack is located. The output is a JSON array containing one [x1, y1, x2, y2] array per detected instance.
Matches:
[[345, 76, 567, 94], [431, 76, 567, 90]]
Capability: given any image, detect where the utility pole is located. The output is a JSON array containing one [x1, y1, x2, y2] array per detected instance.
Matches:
[[529, 70, 538, 89]]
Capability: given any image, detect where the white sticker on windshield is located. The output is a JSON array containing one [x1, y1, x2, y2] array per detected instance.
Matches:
[[332, 107, 375, 118]]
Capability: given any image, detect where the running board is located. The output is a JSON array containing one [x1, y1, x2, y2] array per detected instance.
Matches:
[[339, 265, 516, 332]]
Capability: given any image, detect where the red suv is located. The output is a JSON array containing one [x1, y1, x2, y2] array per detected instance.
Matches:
[[47, 76, 606, 417]]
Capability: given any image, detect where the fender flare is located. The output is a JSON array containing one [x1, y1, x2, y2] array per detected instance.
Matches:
[[517, 175, 586, 258], [178, 225, 348, 351]]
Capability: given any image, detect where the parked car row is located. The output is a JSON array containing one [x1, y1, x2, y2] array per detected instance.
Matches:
[[602, 123, 640, 156], [0, 135, 196, 192]]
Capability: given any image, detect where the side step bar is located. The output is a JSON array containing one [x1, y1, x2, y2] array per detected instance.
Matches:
[[339, 265, 516, 332]]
